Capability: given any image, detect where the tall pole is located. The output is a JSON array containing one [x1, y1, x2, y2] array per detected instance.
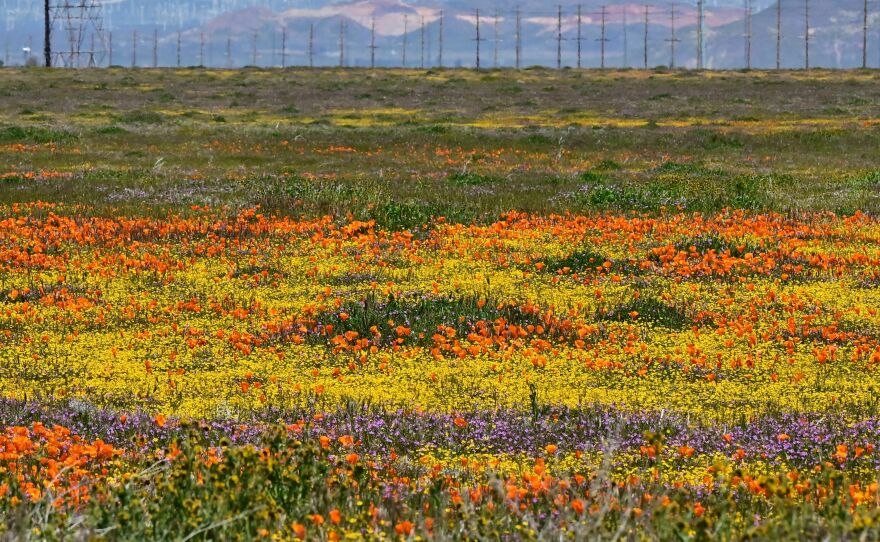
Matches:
[[556, 5, 563, 69], [623, 7, 629, 68], [804, 0, 810, 70], [281, 27, 287, 68], [252, 30, 258, 66], [697, 0, 704, 70], [421, 16, 426, 68], [402, 14, 408, 67], [745, 0, 752, 69], [776, 0, 782, 69], [667, 3, 680, 69], [339, 19, 345, 67], [475, 9, 482, 69], [132, 30, 137, 68], [370, 18, 377, 68], [109, 31, 113, 66], [863, 0, 869, 69], [577, 5, 583, 69], [599, 5, 609, 69], [309, 23, 315, 68], [153, 28, 158, 68], [515, 6, 522, 68], [200, 32, 205, 67], [439, 9, 444, 67], [225, 34, 232, 68], [177, 31, 181, 67], [44, 0, 52, 67], [493, 11, 500, 68], [644, 5, 651, 69]]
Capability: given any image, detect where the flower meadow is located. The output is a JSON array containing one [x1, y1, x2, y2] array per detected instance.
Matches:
[[0, 201, 879, 540]]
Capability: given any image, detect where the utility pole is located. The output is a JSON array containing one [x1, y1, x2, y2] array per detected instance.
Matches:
[[252, 30, 258, 65], [439, 9, 444, 67], [804, 0, 810, 70], [598, 5, 609, 69], [643, 4, 651, 69], [339, 19, 345, 67], [369, 17, 378, 68], [697, 0, 704, 70], [515, 6, 522, 68], [44, 0, 51, 67], [402, 14, 408, 67], [224, 34, 232, 68], [153, 28, 158, 68], [556, 5, 563, 69], [421, 16, 426, 68], [176, 31, 181, 67], [666, 3, 680, 68], [576, 4, 584, 68], [109, 32, 113, 66], [493, 11, 500, 68], [309, 23, 315, 68], [89, 33, 96, 68], [200, 32, 205, 67], [281, 27, 287, 68], [623, 7, 629, 68], [475, 8, 483, 69], [745, 0, 752, 69], [132, 30, 137, 68], [776, 0, 782, 69], [863, 0, 869, 69]]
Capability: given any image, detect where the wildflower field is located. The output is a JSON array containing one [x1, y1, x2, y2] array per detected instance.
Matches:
[[1, 68, 880, 540]]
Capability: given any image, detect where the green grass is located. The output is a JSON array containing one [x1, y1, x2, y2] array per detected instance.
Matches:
[[0, 68, 878, 222]]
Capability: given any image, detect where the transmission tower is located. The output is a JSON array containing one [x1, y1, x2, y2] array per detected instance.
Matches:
[[49, 0, 108, 68]]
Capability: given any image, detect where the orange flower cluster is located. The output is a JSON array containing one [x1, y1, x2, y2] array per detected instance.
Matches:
[[0, 423, 120, 509]]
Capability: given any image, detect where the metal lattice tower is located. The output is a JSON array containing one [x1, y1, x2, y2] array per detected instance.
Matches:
[[50, 0, 107, 68]]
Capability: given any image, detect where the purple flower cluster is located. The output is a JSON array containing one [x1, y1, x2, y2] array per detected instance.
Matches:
[[2, 398, 877, 469]]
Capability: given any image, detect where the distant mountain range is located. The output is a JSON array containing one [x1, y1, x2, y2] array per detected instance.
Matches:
[[0, 1, 877, 69]]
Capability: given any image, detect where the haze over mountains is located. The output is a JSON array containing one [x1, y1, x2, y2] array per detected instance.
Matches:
[[1, 0, 877, 69]]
